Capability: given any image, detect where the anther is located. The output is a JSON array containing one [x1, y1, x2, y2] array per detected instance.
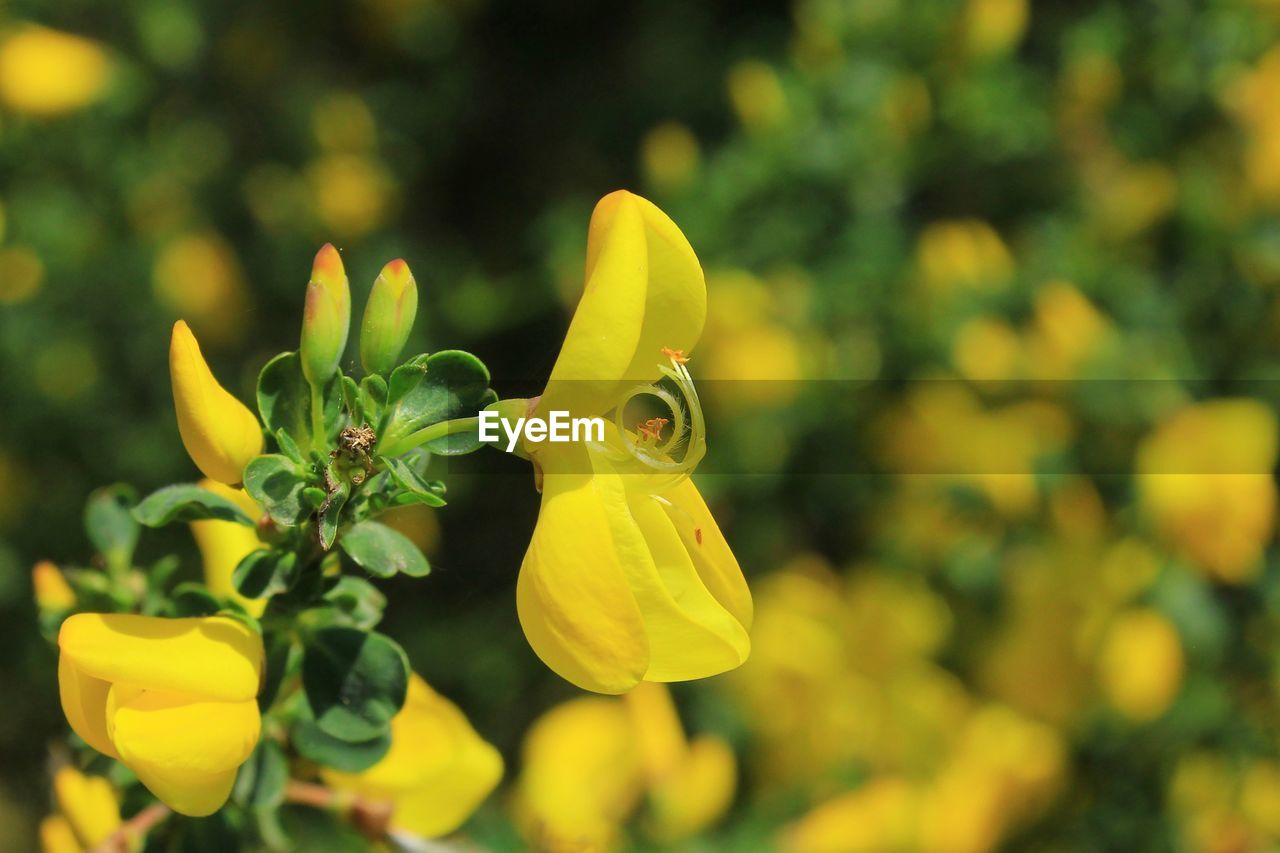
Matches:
[[661, 346, 690, 364]]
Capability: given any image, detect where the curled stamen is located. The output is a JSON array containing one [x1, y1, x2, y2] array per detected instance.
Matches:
[[597, 349, 707, 489]]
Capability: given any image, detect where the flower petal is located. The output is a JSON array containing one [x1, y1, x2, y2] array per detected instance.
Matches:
[[664, 477, 754, 631], [541, 191, 705, 417], [39, 815, 81, 853], [170, 320, 264, 485], [517, 447, 649, 694], [646, 736, 737, 842], [57, 656, 117, 759], [59, 614, 263, 702], [107, 686, 260, 817], [191, 480, 266, 616], [53, 767, 120, 847], [617, 476, 750, 682]]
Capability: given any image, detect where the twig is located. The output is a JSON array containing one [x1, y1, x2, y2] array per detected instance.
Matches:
[[284, 779, 393, 840], [89, 802, 171, 853]]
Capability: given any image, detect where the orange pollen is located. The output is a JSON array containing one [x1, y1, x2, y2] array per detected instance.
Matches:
[[661, 347, 690, 364], [636, 417, 669, 441]]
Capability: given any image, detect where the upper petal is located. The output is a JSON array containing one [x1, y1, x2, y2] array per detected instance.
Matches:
[[517, 446, 649, 694], [170, 320, 264, 485], [541, 191, 705, 417], [59, 614, 263, 701], [106, 686, 260, 817]]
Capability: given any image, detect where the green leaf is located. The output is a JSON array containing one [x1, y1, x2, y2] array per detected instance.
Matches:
[[133, 484, 254, 527], [341, 375, 362, 422], [340, 520, 429, 578], [302, 627, 408, 742], [257, 351, 343, 454], [380, 456, 447, 508], [292, 717, 391, 774], [322, 576, 386, 630], [244, 455, 313, 527], [233, 740, 288, 812], [169, 582, 223, 617], [233, 549, 297, 599], [275, 428, 305, 465], [360, 375, 388, 424], [378, 350, 491, 454], [85, 484, 140, 568], [318, 479, 350, 550]]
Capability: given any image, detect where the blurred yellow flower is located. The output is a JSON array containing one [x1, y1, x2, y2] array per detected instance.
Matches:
[[641, 121, 700, 192], [169, 320, 264, 485], [306, 154, 395, 238], [728, 61, 787, 132], [152, 233, 250, 347], [780, 777, 918, 852], [58, 613, 263, 816], [1137, 399, 1277, 583], [1086, 158, 1177, 238], [312, 92, 377, 153], [916, 220, 1014, 293], [625, 682, 736, 843], [191, 480, 266, 617], [0, 26, 112, 116], [1097, 608, 1184, 722], [0, 245, 44, 304], [32, 560, 74, 611], [1223, 47, 1280, 206], [514, 683, 734, 849], [701, 270, 803, 406], [959, 0, 1028, 60], [514, 696, 643, 850], [517, 191, 752, 694], [951, 316, 1022, 382], [46, 767, 120, 850], [39, 816, 80, 853], [881, 75, 932, 140], [323, 673, 503, 839], [1025, 282, 1111, 380]]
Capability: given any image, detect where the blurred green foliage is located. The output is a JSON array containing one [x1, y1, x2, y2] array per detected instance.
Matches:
[[6, 0, 1280, 849]]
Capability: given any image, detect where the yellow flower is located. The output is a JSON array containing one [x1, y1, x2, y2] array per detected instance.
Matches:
[[32, 560, 75, 611], [1137, 399, 1277, 583], [959, 0, 1028, 60], [323, 673, 502, 839], [640, 122, 700, 192], [190, 480, 266, 616], [152, 232, 250, 347], [513, 683, 733, 849], [517, 190, 751, 694], [0, 26, 112, 116], [170, 320, 264, 485], [916, 219, 1014, 293], [727, 61, 787, 132], [57, 614, 263, 816], [625, 682, 736, 843], [780, 777, 919, 853], [49, 767, 121, 849], [514, 696, 643, 850], [1098, 608, 1184, 722]]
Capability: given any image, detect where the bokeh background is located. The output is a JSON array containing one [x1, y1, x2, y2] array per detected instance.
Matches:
[[6, 0, 1280, 849]]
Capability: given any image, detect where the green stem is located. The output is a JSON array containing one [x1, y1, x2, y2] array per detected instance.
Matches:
[[378, 416, 479, 457], [309, 381, 326, 448]]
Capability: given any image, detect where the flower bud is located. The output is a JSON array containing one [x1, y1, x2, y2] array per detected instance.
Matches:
[[52, 767, 120, 848], [300, 243, 351, 385], [32, 560, 75, 612], [360, 258, 418, 375], [169, 321, 264, 485]]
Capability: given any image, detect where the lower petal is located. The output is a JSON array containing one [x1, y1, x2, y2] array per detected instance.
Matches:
[[107, 686, 260, 816], [665, 477, 754, 630], [517, 457, 649, 694]]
